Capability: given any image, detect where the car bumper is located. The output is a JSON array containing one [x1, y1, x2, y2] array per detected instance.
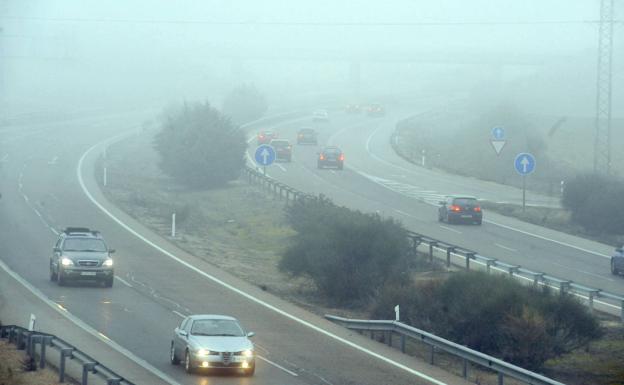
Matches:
[[60, 268, 114, 280], [449, 213, 482, 222], [191, 354, 255, 370]]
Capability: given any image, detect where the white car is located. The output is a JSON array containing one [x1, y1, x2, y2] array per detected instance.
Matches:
[[312, 109, 329, 122], [170, 314, 255, 376]]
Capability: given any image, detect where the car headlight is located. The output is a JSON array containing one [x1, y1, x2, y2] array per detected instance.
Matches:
[[196, 349, 211, 356], [242, 349, 253, 357], [103, 259, 113, 267], [60, 257, 74, 266]]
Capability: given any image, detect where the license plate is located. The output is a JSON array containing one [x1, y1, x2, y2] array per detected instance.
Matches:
[[80, 272, 97, 276], [461, 215, 472, 218]]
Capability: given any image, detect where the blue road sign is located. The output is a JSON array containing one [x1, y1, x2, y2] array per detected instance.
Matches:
[[514, 153, 536, 175], [492, 126, 505, 140], [254, 145, 276, 166]]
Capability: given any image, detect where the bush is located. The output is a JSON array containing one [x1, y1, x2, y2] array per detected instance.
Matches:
[[222, 84, 268, 125], [562, 174, 624, 235], [153, 101, 246, 188], [279, 196, 410, 305], [371, 271, 601, 370]]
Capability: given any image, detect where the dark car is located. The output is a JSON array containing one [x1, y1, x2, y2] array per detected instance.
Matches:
[[367, 103, 385, 117], [438, 196, 482, 225], [270, 139, 292, 162], [611, 247, 624, 275], [49, 227, 115, 287], [297, 128, 318, 145], [318, 146, 344, 170], [257, 130, 277, 145]]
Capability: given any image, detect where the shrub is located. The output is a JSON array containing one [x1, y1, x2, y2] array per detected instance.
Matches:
[[153, 101, 246, 188], [222, 84, 268, 125], [371, 272, 601, 370], [279, 196, 410, 305]]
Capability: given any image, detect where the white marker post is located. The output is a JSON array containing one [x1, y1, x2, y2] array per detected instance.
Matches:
[[103, 167, 107, 187], [28, 314, 36, 331], [394, 305, 400, 321], [421, 149, 426, 167], [171, 212, 176, 238]]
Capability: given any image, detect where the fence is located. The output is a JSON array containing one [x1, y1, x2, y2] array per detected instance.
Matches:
[[0, 324, 134, 385], [242, 165, 624, 320], [325, 315, 565, 385]]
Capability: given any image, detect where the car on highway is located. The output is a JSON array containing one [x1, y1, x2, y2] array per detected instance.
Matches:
[[170, 314, 255, 376], [49, 227, 115, 287], [367, 103, 385, 117], [257, 130, 277, 145], [611, 246, 624, 275], [312, 109, 330, 122], [297, 127, 318, 145], [318, 146, 344, 170], [345, 103, 361, 113], [270, 139, 292, 162], [438, 196, 483, 225]]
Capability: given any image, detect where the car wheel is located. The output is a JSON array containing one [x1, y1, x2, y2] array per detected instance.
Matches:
[[338, 164, 343, 170], [184, 350, 193, 373], [612, 260, 618, 275], [446, 214, 454, 224], [476, 219, 482, 225], [438, 213, 443, 222], [244, 364, 255, 376], [170, 342, 180, 365], [57, 271, 66, 286], [104, 276, 114, 288], [50, 266, 57, 282], [317, 162, 322, 169]]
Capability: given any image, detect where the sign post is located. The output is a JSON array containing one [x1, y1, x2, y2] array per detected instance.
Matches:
[[514, 153, 536, 212], [254, 145, 276, 176]]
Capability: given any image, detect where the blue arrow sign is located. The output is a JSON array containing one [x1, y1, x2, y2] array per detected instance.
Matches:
[[254, 145, 276, 166], [492, 126, 505, 140], [514, 153, 536, 175]]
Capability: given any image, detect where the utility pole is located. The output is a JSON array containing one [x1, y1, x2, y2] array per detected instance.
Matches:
[[593, 0, 615, 175]]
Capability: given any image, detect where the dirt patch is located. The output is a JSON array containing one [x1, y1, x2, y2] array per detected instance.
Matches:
[[0, 340, 73, 385]]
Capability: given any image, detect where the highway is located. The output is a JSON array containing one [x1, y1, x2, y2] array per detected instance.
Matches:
[[0, 110, 470, 385]]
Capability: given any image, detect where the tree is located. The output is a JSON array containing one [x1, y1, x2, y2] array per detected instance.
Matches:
[[222, 84, 268, 125], [154, 101, 246, 188]]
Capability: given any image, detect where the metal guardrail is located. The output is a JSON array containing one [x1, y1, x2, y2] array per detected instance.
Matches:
[[0, 325, 134, 385], [325, 315, 565, 385], [243, 165, 624, 320]]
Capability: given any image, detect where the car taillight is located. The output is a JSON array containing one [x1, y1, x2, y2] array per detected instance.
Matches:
[[474, 206, 481, 212], [339, 154, 345, 161], [450, 205, 461, 212], [319, 154, 325, 160]]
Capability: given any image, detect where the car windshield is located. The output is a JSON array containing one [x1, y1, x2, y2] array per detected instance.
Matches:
[[323, 148, 341, 154], [63, 238, 107, 252], [271, 141, 289, 148], [191, 319, 245, 337], [454, 198, 477, 206]]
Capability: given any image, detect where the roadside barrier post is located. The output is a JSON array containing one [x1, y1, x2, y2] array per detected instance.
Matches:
[[446, 247, 455, 268], [465, 252, 475, 270], [82, 362, 96, 385], [462, 359, 468, 378], [498, 372, 504, 385], [59, 348, 74, 383], [428, 242, 437, 263], [40, 336, 53, 368], [486, 259, 496, 273]]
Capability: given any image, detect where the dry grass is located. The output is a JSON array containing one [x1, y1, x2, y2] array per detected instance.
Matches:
[[0, 340, 71, 385]]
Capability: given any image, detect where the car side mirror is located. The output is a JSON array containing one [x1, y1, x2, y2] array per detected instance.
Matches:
[[246, 332, 255, 338], [108, 249, 116, 254], [179, 330, 188, 337], [53, 247, 61, 253]]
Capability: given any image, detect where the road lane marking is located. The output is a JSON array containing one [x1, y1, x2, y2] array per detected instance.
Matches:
[[114, 276, 133, 287], [439, 225, 462, 234], [257, 355, 299, 377], [79, 133, 450, 385], [0, 259, 182, 385], [276, 163, 287, 172], [494, 243, 517, 252], [172, 310, 186, 318], [394, 209, 411, 217]]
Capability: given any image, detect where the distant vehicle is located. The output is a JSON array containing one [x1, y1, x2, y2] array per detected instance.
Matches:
[[345, 103, 361, 113], [438, 196, 482, 225], [611, 246, 624, 275], [297, 128, 318, 145], [318, 146, 344, 170], [269, 139, 292, 162], [49, 227, 115, 287], [367, 103, 385, 117], [312, 109, 330, 122], [257, 130, 277, 145], [170, 314, 255, 376]]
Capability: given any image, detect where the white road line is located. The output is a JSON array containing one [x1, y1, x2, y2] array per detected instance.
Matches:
[[0, 259, 182, 385], [439, 225, 462, 234], [33, 208, 42, 218], [394, 209, 411, 217], [276, 163, 287, 172], [494, 243, 517, 252], [172, 310, 186, 318], [79, 133, 449, 385], [114, 276, 133, 287], [257, 355, 299, 377]]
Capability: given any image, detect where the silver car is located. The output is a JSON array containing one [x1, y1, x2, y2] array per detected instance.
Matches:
[[170, 314, 256, 376]]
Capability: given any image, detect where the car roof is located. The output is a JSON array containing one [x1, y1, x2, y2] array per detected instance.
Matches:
[[270, 139, 290, 144], [188, 314, 238, 321], [447, 195, 478, 200], [60, 227, 102, 239]]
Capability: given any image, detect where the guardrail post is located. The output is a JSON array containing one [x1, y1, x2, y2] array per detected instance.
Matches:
[[400, 335, 406, 353], [498, 372, 504, 385], [446, 247, 455, 268], [428, 242, 437, 263], [387, 331, 392, 347], [508, 266, 519, 277], [559, 281, 570, 295], [485, 259, 495, 273], [465, 253, 475, 270], [533, 273, 544, 287], [107, 379, 122, 385], [621, 299, 624, 322], [429, 345, 435, 364], [59, 348, 73, 383], [16, 330, 25, 350], [82, 362, 96, 385], [40, 336, 52, 369], [462, 359, 468, 378]]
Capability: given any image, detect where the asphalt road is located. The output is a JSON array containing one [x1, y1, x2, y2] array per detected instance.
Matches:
[[0, 110, 471, 385], [249, 108, 623, 309]]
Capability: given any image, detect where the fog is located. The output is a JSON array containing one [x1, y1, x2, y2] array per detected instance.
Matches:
[[1, 1, 622, 118]]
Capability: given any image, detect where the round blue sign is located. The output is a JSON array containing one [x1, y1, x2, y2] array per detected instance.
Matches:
[[492, 126, 505, 140], [514, 153, 536, 175], [254, 145, 276, 166]]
